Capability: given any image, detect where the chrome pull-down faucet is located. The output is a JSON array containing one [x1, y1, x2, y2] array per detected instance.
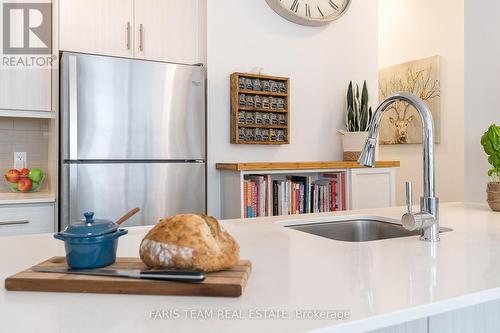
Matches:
[[358, 92, 439, 242]]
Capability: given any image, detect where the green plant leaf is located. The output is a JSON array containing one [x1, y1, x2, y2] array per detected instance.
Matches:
[[361, 81, 369, 110], [347, 106, 355, 131], [355, 84, 361, 131], [345, 81, 372, 132], [489, 154, 500, 167], [347, 81, 353, 110], [346, 81, 354, 131], [360, 105, 368, 131], [481, 124, 500, 178], [482, 126, 500, 160]]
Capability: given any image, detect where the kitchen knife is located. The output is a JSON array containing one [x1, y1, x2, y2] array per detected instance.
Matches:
[[32, 266, 206, 282]]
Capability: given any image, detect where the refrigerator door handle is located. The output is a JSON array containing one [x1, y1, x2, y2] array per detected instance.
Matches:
[[69, 55, 78, 161], [68, 163, 78, 223]]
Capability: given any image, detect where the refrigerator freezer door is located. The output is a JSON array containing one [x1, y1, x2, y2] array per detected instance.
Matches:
[[60, 162, 206, 228], [61, 52, 205, 160]]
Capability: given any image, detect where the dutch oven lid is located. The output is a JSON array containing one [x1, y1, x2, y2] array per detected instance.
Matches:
[[61, 212, 119, 238]]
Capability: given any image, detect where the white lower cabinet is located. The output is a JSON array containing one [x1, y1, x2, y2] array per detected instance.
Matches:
[[429, 299, 500, 333], [0, 203, 55, 236], [368, 319, 427, 333], [368, 299, 500, 333], [349, 168, 396, 210]]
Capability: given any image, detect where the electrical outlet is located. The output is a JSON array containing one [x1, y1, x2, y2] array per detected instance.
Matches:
[[14, 152, 27, 170]]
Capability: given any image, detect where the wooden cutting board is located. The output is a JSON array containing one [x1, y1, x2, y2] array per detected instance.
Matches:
[[5, 257, 252, 298]]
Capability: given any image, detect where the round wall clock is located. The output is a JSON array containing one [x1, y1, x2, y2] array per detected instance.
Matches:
[[266, 0, 351, 26]]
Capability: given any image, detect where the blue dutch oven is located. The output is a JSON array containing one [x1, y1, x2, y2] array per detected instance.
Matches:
[[54, 212, 128, 269]]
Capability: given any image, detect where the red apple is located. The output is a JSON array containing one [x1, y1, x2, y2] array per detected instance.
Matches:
[[17, 177, 32, 192], [4, 169, 20, 183], [20, 168, 30, 176]]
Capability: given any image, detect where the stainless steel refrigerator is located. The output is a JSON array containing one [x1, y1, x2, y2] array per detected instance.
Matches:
[[60, 52, 206, 229]]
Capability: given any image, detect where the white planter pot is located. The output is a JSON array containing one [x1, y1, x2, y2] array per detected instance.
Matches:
[[338, 130, 379, 161]]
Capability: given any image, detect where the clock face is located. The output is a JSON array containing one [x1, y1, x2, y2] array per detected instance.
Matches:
[[266, 0, 351, 26]]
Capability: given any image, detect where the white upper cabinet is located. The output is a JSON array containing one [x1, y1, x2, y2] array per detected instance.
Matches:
[[0, 68, 52, 112], [0, 1, 52, 112], [59, 0, 135, 58], [134, 0, 203, 64], [59, 0, 204, 65]]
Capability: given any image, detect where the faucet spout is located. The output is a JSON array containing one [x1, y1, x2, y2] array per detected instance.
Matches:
[[357, 92, 439, 242]]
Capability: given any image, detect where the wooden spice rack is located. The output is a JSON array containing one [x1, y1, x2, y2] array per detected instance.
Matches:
[[230, 72, 290, 145]]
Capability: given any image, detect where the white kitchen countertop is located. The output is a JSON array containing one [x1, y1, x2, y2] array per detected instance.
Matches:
[[1, 203, 500, 332]]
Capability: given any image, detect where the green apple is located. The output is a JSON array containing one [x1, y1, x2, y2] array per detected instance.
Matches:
[[28, 168, 44, 183], [9, 183, 18, 191], [31, 181, 40, 191]]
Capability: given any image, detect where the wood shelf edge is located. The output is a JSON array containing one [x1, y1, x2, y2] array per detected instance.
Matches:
[[238, 106, 288, 113], [237, 124, 288, 129], [231, 141, 289, 145], [232, 72, 289, 81], [216, 161, 401, 171], [238, 89, 288, 97]]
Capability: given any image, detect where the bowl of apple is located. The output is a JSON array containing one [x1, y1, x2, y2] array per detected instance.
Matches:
[[4, 168, 45, 193]]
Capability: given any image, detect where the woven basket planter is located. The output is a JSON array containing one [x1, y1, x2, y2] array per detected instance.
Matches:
[[487, 182, 500, 212], [339, 130, 378, 162]]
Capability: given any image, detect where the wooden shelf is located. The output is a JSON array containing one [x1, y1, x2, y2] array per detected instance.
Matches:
[[239, 89, 287, 97], [218, 161, 398, 219], [238, 106, 288, 113], [216, 161, 401, 171], [231, 72, 290, 145], [237, 124, 287, 129]]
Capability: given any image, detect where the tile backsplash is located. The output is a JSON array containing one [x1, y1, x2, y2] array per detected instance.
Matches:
[[0, 118, 49, 193]]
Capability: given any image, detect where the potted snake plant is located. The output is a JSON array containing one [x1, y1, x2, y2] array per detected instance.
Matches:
[[481, 124, 500, 211], [339, 81, 375, 161]]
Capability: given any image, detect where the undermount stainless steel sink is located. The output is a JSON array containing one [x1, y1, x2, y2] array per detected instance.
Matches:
[[285, 217, 452, 242]]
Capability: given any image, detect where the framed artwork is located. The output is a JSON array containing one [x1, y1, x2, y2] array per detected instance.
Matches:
[[378, 55, 441, 144]]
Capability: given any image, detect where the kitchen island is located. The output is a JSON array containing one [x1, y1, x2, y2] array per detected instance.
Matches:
[[2, 203, 500, 333]]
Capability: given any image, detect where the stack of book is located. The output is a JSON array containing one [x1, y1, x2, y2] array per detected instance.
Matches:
[[243, 175, 272, 218], [243, 173, 346, 218]]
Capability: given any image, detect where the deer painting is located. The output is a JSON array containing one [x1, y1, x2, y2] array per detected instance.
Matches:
[[389, 112, 414, 144], [379, 56, 441, 145]]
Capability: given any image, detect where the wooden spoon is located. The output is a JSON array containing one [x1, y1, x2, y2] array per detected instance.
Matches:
[[116, 207, 141, 226]]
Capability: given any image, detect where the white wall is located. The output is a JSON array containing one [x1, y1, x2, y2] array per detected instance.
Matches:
[[464, 0, 500, 202], [206, 0, 379, 217], [378, 0, 464, 205]]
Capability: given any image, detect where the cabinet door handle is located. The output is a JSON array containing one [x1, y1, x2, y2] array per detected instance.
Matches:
[[126, 21, 131, 50], [139, 23, 144, 52], [0, 220, 29, 226]]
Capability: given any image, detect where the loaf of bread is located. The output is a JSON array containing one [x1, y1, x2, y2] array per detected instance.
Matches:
[[139, 214, 240, 272]]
